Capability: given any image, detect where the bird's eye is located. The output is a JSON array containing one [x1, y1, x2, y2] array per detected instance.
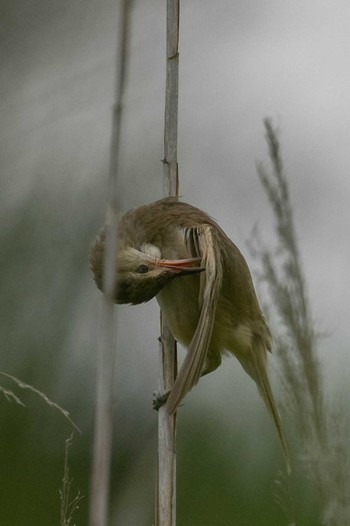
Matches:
[[136, 264, 149, 274]]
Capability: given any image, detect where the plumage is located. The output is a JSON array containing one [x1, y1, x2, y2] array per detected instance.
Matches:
[[90, 197, 291, 471]]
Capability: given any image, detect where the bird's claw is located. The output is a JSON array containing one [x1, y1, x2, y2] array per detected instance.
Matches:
[[153, 390, 170, 411]]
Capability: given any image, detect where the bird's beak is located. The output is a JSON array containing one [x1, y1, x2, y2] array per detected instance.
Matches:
[[156, 257, 205, 275]]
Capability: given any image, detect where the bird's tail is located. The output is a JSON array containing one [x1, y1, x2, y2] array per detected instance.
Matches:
[[244, 339, 291, 474]]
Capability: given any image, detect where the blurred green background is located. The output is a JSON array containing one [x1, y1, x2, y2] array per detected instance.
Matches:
[[1, 1, 349, 524]]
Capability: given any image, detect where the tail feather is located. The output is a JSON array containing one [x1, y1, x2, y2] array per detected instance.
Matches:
[[248, 340, 291, 474]]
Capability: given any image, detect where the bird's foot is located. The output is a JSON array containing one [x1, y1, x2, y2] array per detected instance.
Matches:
[[153, 390, 170, 411]]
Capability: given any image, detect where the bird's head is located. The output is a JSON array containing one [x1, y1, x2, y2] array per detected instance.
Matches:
[[90, 236, 204, 305]]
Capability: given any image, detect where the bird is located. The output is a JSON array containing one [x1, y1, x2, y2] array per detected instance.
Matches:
[[90, 197, 290, 471]]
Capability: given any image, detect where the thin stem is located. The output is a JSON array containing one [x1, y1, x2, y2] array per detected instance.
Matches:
[[157, 1, 180, 525], [88, 3, 132, 526]]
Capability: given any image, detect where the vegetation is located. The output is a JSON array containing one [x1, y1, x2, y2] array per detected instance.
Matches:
[[253, 119, 350, 525]]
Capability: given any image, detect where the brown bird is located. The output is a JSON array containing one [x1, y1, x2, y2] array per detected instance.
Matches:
[[90, 197, 290, 471]]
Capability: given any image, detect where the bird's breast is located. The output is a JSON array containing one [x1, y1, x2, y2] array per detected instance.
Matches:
[[156, 274, 201, 346]]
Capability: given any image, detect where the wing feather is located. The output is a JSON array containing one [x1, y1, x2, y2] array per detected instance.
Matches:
[[166, 225, 223, 414]]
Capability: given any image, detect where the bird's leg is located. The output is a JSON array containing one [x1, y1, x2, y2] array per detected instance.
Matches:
[[153, 351, 221, 410], [153, 389, 170, 410], [153, 335, 174, 410]]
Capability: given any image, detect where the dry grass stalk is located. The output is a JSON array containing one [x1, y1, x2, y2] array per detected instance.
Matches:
[[60, 434, 84, 526], [254, 118, 350, 525], [156, 2, 180, 526], [0, 371, 80, 432], [88, 2, 132, 525], [0, 384, 25, 406]]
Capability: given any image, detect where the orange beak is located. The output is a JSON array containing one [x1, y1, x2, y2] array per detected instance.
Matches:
[[156, 257, 204, 275]]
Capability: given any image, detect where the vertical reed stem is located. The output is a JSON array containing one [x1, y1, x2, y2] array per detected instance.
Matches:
[[157, 1, 180, 525]]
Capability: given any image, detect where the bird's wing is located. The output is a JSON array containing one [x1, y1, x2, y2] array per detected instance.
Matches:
[[166, 224, 223, 414]]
